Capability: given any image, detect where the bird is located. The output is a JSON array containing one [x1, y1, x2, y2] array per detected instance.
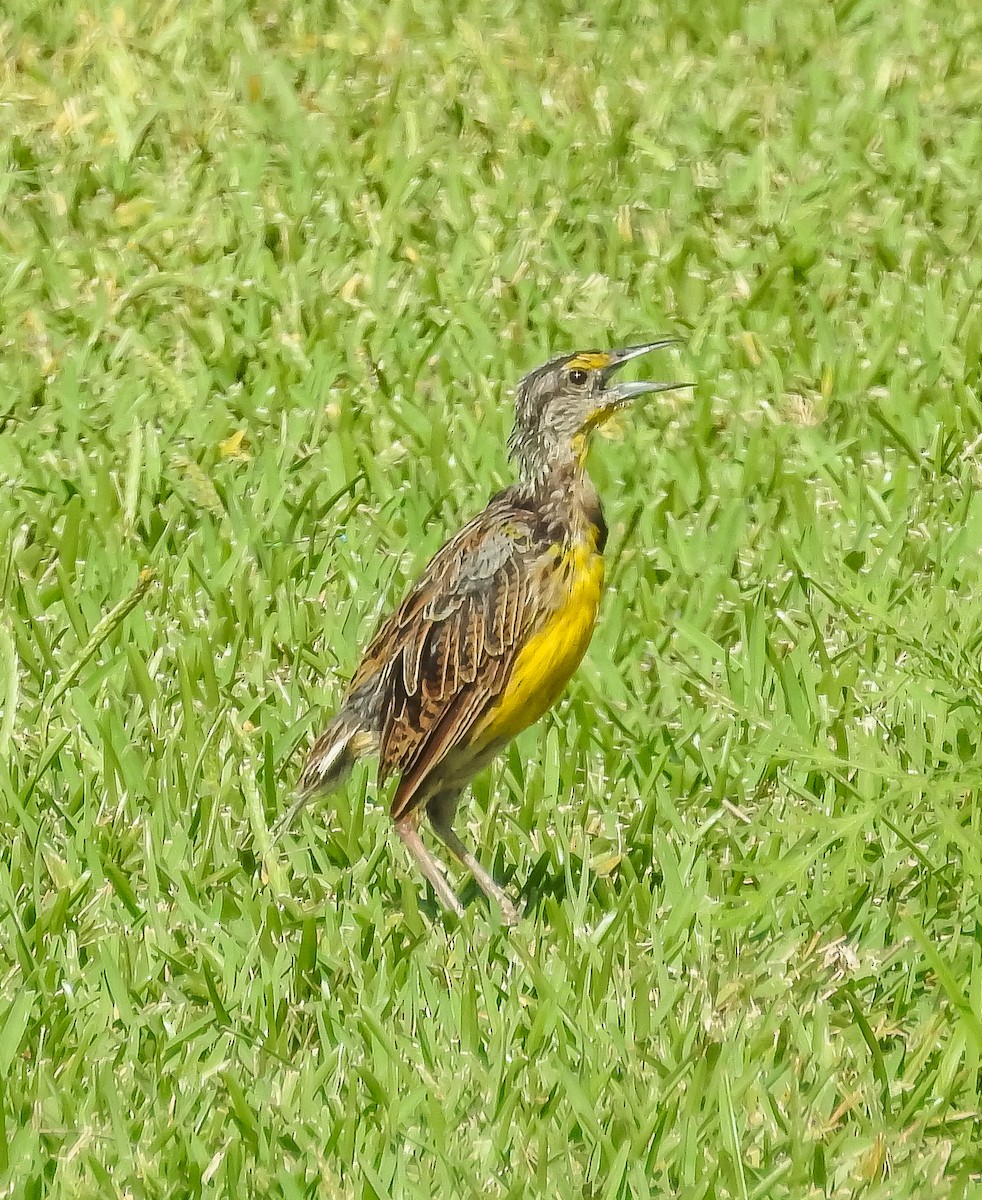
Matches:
[[278, 341, 689, 922]]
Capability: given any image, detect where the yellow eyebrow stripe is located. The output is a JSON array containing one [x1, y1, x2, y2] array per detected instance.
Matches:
[[567, 351, 613, 371]]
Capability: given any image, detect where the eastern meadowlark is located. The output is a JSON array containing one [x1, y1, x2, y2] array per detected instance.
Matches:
[[281, 341, 688, 922]]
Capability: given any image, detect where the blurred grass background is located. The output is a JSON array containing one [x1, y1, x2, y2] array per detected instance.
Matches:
[[2, 0, 982, 1195]]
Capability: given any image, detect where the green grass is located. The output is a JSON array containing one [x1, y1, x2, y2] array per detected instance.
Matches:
[[2, 0, 982, 1194]]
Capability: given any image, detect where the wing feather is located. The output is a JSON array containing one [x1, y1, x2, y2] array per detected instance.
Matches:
[[390, 654, 513, 820], [343, 491, 547, 821]]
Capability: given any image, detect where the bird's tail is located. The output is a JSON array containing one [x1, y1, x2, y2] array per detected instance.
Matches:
[[272, 710, 376, 843]]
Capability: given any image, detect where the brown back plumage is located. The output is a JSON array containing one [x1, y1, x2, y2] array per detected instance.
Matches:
[[345, 486, 554, 821]]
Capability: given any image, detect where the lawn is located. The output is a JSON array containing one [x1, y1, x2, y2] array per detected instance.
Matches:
[[2, 0, 982, 1195]]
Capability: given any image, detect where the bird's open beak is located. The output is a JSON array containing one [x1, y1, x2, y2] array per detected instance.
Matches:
[[601, 339, 693, 409]]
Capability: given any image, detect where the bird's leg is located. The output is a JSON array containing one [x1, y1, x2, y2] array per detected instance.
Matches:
[[395, 818, 465, 918], [427, 793, 520, 925]]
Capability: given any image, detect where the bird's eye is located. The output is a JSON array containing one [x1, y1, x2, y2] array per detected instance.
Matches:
[[568, 368, 588, 386]]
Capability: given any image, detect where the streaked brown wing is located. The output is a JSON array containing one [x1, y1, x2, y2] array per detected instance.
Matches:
[[345, 491, 548, 821]]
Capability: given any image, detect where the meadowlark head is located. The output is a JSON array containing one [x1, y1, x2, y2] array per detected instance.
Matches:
[[508, 339, 687, 480]]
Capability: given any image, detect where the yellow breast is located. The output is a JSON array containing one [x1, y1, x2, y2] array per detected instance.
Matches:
[[474, 539, 604, 750]]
